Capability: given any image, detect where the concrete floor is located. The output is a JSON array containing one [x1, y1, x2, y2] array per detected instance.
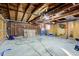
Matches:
[[0, 36, 79, 56]]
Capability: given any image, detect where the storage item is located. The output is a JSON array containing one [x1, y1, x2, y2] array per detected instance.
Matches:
[[8, 35, 15, 40], [24, 29, 36, 38]]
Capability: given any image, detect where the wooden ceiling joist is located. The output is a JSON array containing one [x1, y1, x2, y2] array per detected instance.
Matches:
[[29, 3, 65, 22], [52, 4, 79, 20], [21, 4, 30, 21], [28, 4, 48, 22], [54, 3, 73, 13], [45, 3, 65, 14], [23, 4, 36, 22], [29, 15, 40, 22], [6, 4, 10, 19], [15, 4, 20, 20], [26, 3, 44, 22], [0, 3, 78, 24], [0, 5, 23, 13]]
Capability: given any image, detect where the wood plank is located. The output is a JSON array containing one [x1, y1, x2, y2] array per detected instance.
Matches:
[[6, 4, 10, 19], [15, 3, 20, 20], [21, 4, 30, 21]]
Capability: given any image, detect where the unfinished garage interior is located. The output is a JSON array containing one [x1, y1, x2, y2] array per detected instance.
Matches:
[[0, 3, 79, 56]]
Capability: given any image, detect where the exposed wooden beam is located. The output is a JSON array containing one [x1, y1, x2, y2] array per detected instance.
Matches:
[[52, 4, 79, 21], [29, 3, 65, 22], [54, 10, 79, 20], [0, 5, 46, 16], [9, 3, 17, 7], [0, 5, 23, 13], [15, 3, 20, 20], [54, 3, 73, 13], [6, 4, 10, 19], [31, 4, 44, 13], [28, 15, 40, 22], [27, 4, 49, 22], [21, 4, 30, 21], [45, 3, 65, 14], [26, 3, 44, 22]]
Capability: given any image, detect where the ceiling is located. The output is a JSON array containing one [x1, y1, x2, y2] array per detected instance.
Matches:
[[0, 3, 79, 24]]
